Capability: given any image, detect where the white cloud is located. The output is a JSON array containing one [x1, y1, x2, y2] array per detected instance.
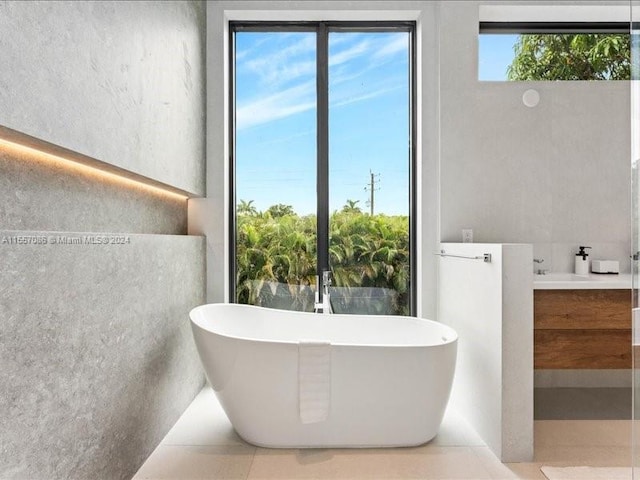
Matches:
[[258, 129, 315, 146], [329, 39, 371, 67], [236, 81, 316, 130], [372, 34, 408, 61], [242, 34, 316, 87], [234, 32, 408, 130], [329, 34, 407, 87], [331, 85, 403, 109]]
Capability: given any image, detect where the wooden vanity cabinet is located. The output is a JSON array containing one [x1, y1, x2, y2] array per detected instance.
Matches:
[[533, 289, 631, 369]]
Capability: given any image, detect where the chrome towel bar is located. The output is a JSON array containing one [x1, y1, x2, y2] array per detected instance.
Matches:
[[435, 250, 492, 263]]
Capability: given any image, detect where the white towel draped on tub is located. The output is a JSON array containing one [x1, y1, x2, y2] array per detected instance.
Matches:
[[298, 341, 331, 424]]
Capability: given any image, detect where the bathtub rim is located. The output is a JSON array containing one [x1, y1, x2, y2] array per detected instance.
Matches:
[[189, 302, 458, 349]]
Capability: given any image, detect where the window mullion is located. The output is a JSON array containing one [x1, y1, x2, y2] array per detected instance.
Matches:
[[316, 23, 330, 297]]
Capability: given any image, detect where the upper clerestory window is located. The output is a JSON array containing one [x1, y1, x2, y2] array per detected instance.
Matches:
[[478, 22, 630, 81]]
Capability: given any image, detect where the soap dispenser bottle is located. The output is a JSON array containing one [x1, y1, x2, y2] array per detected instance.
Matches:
[[575, 246, 592, 276]]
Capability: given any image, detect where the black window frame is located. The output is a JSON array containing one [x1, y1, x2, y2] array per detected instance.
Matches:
[[229, 20, 417, 315], [479, 21, 631, 82], [480, 21, 629, 34]]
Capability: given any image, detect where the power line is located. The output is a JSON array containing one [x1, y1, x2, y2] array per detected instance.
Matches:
[[364, 170, 380, 215]]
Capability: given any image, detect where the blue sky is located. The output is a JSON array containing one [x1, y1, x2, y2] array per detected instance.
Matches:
[[235, 31, 516, 215], [478, 34, 519, 81]]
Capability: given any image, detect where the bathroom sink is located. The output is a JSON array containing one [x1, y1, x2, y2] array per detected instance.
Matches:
[[533, 272, 631, 290], [535, 273, 598, 282]]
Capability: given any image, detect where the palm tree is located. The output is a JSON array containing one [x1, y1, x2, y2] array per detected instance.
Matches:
[[236, 210, 317, 310], [266, 204, 295, 218], [341, 199, 362, 214], [237, 204, 411, 314], [237, 199, 258, 216], [329, 210, 409, 314]]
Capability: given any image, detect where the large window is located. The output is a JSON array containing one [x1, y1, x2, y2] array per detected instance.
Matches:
[[231, 22, 415, 315], [479, 23, 630, 81]]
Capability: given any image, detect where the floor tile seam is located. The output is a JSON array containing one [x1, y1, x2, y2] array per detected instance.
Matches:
[[532, 459, 632, 465], [249, 444, 478, 456], [244, 445, 259, 480], [536, 461, 633, 468], [158, 441, 250, 448], [534, 442, 631, 449], [244, 445, 491, 480], [152, 443, 257, 451], [467, 445, 514, 480]]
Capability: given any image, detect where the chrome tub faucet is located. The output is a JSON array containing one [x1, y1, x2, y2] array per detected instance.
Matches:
[[314, 270, 334, 314]]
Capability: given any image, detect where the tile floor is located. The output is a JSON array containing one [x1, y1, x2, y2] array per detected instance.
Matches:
[[133, 387, 632, 480]]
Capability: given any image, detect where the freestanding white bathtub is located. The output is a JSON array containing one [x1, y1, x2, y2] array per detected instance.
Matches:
[[189, 303, 458, 448]]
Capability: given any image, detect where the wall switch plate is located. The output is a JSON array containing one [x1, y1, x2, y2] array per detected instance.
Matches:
[[462, 229, 473, 243]]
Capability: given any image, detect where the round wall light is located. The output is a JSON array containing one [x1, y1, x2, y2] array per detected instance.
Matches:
[[522, 89, 540, 108]]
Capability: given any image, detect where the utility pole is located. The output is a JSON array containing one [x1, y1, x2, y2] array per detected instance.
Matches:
[[364, 170, 380, 215]]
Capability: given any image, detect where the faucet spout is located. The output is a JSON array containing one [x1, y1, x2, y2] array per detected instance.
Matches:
[[533, 258, 548, 274], [322, 270, 332, 295], [314, 270, 334, 314]]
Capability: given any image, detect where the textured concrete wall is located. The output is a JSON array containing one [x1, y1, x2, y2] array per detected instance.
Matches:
[[0, 147, 187, 234], [0, 0, 205, 195], [0, 1, 207, 479], [0, 232, 205, 480]]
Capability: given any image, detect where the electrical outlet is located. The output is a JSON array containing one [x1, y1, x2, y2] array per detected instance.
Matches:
[[462, 229, 473, 243]]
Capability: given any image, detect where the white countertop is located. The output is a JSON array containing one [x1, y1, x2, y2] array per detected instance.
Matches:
[[533, 272, 632, 290]]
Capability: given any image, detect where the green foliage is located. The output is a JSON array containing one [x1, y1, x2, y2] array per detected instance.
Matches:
[[235, 203, 410, 315], [329, 210, 410, 315], [507, 34, 630, 81], [341, 199, 362, 214], [237, 199, 258, 216], [236, 209, 317, 311], [265, 204, 295, 218]]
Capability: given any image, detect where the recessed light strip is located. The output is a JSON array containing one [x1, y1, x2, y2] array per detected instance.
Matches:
[[0, 126, 195, 201]]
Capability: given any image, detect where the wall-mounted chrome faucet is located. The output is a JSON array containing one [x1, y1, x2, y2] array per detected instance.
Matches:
[[314, 270, 334, 314], [534, 258, 548, 275]]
